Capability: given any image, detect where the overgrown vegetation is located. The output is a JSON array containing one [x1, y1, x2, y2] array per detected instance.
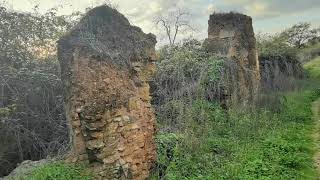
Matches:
[[0, 7, 80, 176], [0, 2, 320, 179], [152, 81, 320, 179], [153, 39, 225, 131], [151, 27, 320, 179], [257, 33, 298, 59]]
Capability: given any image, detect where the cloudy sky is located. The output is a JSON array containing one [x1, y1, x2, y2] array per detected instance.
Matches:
[[3, 0, 320, 44]]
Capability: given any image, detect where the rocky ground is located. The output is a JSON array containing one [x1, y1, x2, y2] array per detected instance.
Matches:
[[2, 159, 52, 180]]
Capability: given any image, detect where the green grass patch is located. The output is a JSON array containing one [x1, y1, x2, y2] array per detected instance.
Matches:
[[25, 162, 93, 180], [304, 56, 320, 79], [152, 88, 320, 179]]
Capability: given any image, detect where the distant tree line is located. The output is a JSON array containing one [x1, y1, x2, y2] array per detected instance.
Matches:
[[257, 22, 320, 62]]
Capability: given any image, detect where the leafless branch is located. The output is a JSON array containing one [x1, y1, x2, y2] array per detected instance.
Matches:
[[154, 8, 195, 46]]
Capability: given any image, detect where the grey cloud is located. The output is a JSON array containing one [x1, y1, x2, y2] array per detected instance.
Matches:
[[219, 0, 320, 19]]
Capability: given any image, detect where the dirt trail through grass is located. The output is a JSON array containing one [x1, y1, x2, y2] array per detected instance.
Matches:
[[313, 98, 320, 176]]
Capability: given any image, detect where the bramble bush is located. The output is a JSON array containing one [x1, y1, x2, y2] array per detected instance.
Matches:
[[0, 6, 80, 176], [152, 39, 225, 131]]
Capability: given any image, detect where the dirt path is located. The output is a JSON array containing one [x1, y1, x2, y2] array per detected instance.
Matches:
[[313, 98, 320, 176]]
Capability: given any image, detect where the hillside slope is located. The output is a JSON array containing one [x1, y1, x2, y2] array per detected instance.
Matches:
[[304, 56, 320, 79]]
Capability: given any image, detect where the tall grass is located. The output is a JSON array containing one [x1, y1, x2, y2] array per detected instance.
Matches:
[[153, 91, 320, 179], [152, 83, 320, 179]]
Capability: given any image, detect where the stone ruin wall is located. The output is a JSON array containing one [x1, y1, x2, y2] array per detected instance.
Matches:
[[260, 56, 305, 91], [204, 13, 260, 104], [58, 6, 156, 180]]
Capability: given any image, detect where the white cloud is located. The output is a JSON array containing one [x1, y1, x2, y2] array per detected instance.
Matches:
[[244, 2, 267, 16], [243, 2, 280, 18], [3, 0, 320, 46], [219, 0, 320, 19], [206, 4, 215, 15]]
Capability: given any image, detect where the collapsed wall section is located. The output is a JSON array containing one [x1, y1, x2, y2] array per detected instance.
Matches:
[[260, 56, 305, 91], [58, 6, 156, 180], [204, 13, 260, 104]]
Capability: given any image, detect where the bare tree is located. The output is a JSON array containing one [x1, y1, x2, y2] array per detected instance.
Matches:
[[155, 9, 194, 46]]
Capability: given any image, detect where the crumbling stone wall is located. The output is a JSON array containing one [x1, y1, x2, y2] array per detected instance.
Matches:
[[58, 6, 156, 179], [204, 13, 260, 104], [260, 56, 305, 91]]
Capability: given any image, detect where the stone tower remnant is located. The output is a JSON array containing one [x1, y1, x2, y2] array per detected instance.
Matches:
[[204, 13, 260, 104], [58, 6, 156, 179]]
